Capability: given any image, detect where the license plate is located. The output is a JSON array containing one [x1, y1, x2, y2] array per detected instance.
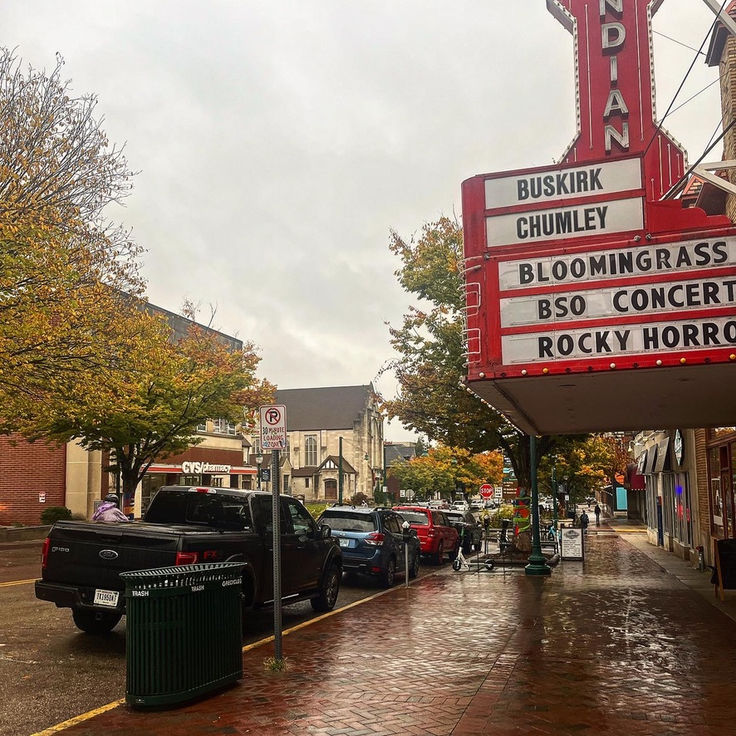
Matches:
[[93, 589, 120, 607], [338, 538, 350, 548]]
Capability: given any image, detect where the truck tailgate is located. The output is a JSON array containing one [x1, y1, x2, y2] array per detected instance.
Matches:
[[42, 521, 192, 590]]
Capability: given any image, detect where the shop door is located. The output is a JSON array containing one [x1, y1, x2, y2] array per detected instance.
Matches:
[[656, 497, 664, 547]]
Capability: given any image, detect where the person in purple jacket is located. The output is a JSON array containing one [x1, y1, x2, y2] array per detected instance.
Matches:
[[92, 493, 130, 523]]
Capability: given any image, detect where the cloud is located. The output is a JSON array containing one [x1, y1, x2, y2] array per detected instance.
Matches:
[[3, 0, 722, 441]]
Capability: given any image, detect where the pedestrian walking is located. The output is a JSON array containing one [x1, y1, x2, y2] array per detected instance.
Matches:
[[579, 510, 589, 534], [594, 504, 601, 526]]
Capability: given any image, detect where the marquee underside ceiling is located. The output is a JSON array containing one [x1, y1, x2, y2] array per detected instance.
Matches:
[[468, 364, 736, 435]]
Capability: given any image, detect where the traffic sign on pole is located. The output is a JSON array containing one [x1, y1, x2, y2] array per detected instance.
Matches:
[[479, 484, 493, 499], [260, 405, 287, 450]]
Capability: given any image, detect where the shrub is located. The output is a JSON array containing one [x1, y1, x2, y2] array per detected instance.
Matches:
[[349, 492, 368, 506], [487, 504, 515, 527], [40, 506, 72, 525]]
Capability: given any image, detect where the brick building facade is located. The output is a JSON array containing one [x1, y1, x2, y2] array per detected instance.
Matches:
[[0, 436, 67, 525]]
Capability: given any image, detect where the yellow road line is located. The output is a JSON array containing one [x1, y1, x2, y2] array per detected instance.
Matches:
[[30, 579, 415, 734], [31, 700, 125, 736], [0, 578, 36, 588]]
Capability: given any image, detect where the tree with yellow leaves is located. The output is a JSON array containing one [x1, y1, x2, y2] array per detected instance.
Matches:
[[0, 48, 146, 427], [388, 445, 503, 500]]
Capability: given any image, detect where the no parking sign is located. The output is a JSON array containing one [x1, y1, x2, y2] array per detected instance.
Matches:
[[259, 405, 287, 450]]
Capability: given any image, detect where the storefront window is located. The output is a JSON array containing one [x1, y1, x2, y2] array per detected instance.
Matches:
[[710, 447, 724, 538], [141, 474, 167, 515]]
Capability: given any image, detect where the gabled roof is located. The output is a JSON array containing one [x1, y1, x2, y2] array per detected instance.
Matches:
[[385, 442, 418, 465], [319, 455, 357, 474], [275, 385, 375, 431], [292, 466, 318, 478]]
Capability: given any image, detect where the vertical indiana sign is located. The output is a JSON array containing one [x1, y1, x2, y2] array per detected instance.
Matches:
[[548, 0, 686, 199]]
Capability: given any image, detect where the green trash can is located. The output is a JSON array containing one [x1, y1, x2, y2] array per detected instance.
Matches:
[[121, 562, 245, 707]]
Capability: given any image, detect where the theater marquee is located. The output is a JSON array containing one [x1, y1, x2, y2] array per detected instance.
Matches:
[[461, 0, 736, 434]]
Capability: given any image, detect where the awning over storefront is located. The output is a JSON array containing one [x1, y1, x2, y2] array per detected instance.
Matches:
[[643, 447, 658, 475], [627, 462, 646, 490], [653, 438, 671, 473]]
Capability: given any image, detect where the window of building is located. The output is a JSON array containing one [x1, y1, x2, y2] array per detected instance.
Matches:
[[710, 447, 724, 538], [305, 477, 310, 488], [212, 418, 237, 435], [196, 421, 208, 432], [305, 435, 318, 466]]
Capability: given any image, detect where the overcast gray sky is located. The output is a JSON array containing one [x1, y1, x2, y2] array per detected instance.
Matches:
[[3, 1, 725, 441]]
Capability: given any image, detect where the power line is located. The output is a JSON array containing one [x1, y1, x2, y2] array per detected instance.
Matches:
[[653, 30, 707, 56], [668, 77, 720, 117], [644, 0, 729, 157]]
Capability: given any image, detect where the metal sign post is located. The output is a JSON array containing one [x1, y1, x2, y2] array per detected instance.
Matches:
[[260, 405, 287, 662], [271, 448, 282, 661]]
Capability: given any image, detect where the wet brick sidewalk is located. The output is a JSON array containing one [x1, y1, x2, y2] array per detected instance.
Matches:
[[54, 533, 736, 735]]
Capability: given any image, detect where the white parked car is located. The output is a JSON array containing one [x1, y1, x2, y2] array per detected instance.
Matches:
[[451, 500, 468, 511]]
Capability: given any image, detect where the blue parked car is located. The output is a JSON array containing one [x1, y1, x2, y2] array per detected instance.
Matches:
[[318, 506, 421, 587]]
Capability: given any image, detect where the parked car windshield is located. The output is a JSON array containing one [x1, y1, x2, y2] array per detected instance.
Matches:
[[321, 511, 376, 532], [396, 510, 430, 525], [444, 512, 464, 522]]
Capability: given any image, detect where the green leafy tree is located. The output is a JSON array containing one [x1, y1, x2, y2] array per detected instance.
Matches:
[[45, 312, 275, 503], [381, 217, 583, 489], [539, 434, 632, 506]]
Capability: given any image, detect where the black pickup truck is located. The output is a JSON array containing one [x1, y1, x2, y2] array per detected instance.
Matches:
[[35, 487, 342, 634]]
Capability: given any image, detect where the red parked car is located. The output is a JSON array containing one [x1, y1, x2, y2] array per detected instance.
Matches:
[[393, 506, 459, 564]]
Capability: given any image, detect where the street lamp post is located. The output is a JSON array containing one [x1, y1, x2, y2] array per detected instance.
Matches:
[[256, 453, 263, 490], [525, 434, 551, 576]]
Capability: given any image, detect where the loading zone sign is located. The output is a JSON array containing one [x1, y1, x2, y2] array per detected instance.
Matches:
[[260, 405, 287, 450]]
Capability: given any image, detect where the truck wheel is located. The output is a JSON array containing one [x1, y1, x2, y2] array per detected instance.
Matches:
[[72, 608, 122, 634], [311, 563, 341, 612]]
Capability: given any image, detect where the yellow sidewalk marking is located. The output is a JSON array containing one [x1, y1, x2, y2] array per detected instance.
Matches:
[[0, 578, 36, 588]]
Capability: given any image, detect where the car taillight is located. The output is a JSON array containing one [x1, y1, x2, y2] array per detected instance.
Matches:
[[175, 551, 199, 565], [364, 532, 385, 546], [41, 537, 50, 569]]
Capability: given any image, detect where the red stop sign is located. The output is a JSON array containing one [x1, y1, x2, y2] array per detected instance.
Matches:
[[479, 484, 493, 499]]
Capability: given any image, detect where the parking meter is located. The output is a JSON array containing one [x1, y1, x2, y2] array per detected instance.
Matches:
[[402, 521, 411, 587]]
